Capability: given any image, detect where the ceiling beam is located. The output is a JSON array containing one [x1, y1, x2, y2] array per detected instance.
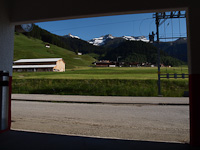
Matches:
[[10, 0, 189, 24]]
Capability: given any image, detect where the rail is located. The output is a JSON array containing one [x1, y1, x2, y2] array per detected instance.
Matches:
[[160, 73, 189, 79]]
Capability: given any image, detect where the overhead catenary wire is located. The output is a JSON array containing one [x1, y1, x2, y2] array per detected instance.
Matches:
[[154, 11, 187, 42], [51, 18, 153, 32], [139, 18, 154, 36], [148, 19, 155, 34]]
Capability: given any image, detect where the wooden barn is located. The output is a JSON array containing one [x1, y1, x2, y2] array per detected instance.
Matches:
[[13, 58, 65, 72]]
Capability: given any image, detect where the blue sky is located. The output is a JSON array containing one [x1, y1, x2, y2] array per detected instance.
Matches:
[[36, 12, 187, 41]]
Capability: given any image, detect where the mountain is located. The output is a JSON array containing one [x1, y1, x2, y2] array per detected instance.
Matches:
[[63, 33, 80, 39], [155, 38, 188, 62], [122, 36, 149, 42], [61, 35, 107, 57], [173, 37, 187, 44], [88, 34, 149, 46]]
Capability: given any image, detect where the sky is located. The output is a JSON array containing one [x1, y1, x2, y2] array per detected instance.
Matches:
[[36, 12, 187, 41]]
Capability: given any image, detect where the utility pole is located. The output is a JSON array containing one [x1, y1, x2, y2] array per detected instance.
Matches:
[[155, 12, 161, 96]]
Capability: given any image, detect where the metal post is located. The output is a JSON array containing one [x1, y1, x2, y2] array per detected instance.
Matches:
[[0, 71, 9, 131], [174, 73, 177, 79], [167, 73, 169, 79], [0, 71, 2, 130], [182, 73, 185, 79]]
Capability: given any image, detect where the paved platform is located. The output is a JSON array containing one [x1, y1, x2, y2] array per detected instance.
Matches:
[[0, 130, 191, 150], [12, 94, 189, 105], [6, 94, 193, 149]]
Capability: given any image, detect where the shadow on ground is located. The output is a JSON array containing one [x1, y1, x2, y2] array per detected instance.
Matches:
[[0, 130, 191, 150]]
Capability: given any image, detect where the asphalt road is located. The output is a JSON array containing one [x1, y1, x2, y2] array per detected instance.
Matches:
[[11, 98, 189, 143]]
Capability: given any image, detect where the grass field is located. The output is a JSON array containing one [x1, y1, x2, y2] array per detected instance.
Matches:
[[12, 67, 189, 97], [13, 66, 188, 79], [12, 79, 188, 97]]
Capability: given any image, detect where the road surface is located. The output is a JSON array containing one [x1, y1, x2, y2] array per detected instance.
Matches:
[[11, 97, 189, 143]]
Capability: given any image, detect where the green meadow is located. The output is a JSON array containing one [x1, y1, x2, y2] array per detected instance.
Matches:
[[13, 66, 188, 79], [12, 67, 189, 97]]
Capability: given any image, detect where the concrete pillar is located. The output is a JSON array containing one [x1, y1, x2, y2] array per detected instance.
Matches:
[[0, 0, 15, 132], [187, 5, 200, 147]]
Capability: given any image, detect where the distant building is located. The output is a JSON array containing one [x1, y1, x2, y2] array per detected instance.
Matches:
[[94, 60, 116, 67], [129, 62, 140, 67], [94, 61, 110, 67], [13, 58, 65, 72], [94, 60, 156, 68], [45, 43, 50, 48]]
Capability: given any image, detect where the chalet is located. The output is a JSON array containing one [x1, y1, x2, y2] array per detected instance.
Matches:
[[13, 58, 65, 72]]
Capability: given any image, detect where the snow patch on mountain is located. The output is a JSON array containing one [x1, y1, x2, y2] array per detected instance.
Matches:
[[64, 33, 80, 39], [136, 36, 149, 42], [122, 36, 135, 41], [121, 35, 149, 42], [88, 34, 115, 46]]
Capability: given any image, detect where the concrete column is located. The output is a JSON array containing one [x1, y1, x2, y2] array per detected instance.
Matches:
[[0, 0, 15, 132], [187, 5, 200, 147]]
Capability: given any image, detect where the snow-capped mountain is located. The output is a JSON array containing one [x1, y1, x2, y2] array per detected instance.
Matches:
[[63, 33, 149, 46], [122, 36, 149, 42], [63, 33, 80, 39], [88, 34, 149, 46], [88, 34, 115, 46]]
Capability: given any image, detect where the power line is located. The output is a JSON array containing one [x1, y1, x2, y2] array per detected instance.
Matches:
[[139, 18, 153, 35], [51, 18, 153, 32]]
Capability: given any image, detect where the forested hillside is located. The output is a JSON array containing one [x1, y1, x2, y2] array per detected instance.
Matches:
[[156, 38, 188, 62], [23, 25, 107, 58], [104, 41, 184, 66]]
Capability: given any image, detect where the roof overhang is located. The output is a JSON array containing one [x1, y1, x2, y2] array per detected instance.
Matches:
[[13, 65, 56, 69], [10, 0, 189, 25]]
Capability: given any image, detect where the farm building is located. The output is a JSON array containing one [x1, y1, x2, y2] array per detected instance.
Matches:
[[13, 58, 65, 72], [94, 60, 116, 67]]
